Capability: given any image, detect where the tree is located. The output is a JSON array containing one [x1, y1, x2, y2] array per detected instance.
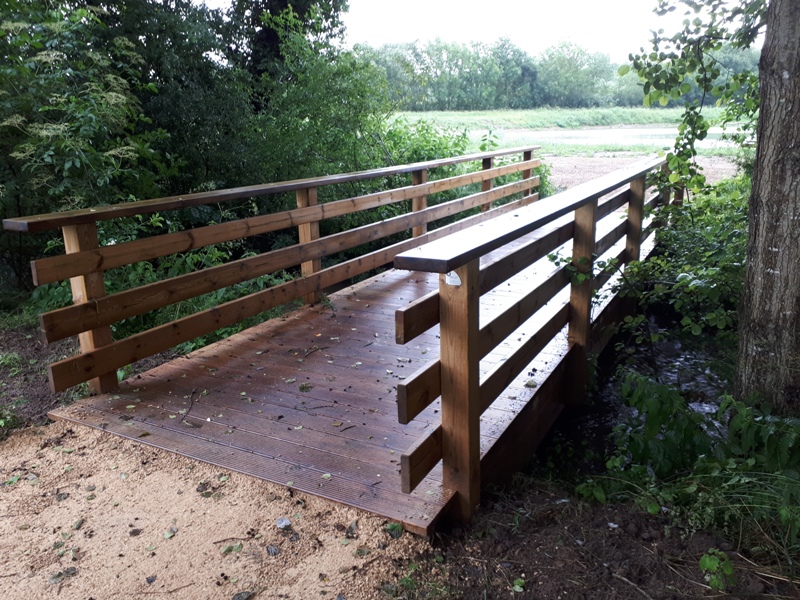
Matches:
[[0, 0, 167, 287], [225, 0, 348, 79], [736, 0, 800, 414], [537, 42, 614, 108], [629, 0, 800, 415]]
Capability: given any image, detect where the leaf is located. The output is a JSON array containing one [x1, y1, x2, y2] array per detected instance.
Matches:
[[617, 64, 630, 77], [321, 473, 332, 480]]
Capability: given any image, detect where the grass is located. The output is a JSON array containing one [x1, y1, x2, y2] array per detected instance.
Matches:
[[395, 106, 735, 156], [397, 106, 726, 131]]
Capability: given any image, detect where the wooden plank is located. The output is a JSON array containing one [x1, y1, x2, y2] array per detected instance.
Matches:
[[49, 404, 452, 536], [31, 160, 541, 285], [566, 198, 597, 405], [626, 175, 646, 262], [395, 290, 438, 344], [521, 149, 534, 199], [478, 268, 570, 358], [401, 425, 443, 493], [596, 189, 630, 220], [477, 218, 572, 293], [297, 187, 322, 304], [438, 259, 481, 521], [393, 355, 439, 404], [47, 197, 530, 392], [397, 360, 441, 425], [60, 223, 118, 395], [595, 218, 628, 257], [41, 177, 537, 343], [411, 169, 428, 237], [479, 303, 570, 410], [480, 157, 494, 212], [394, 156, 665, 274], [4, 147, 541, 232], [395, 217, 569, 346], [480, 348, 570, 488]]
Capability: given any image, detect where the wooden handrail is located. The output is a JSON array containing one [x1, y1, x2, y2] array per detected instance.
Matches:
[[3, 146, 540, 394], [3, 146, 540, 233], [393, 155, 670, 520], [394, 156, 664, 274], [30, 159, 538, 285]]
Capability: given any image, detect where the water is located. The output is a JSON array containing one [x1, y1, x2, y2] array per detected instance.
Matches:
[[537, 321, 731, 474]]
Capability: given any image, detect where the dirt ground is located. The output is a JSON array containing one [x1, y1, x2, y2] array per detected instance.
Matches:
[[3, 155, 795, 599]]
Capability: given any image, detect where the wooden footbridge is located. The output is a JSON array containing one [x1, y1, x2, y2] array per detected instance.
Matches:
[[3, 148, 672, 535]]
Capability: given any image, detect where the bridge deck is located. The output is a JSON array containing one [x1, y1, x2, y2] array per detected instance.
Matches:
[[49, 226, 620, 535]]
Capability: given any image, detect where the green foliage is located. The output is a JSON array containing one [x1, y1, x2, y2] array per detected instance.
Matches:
[[537, 42, 614, 108], [620, 176, 748, 337], [573, 169, 800, 572], [0, 402, 21, 438], [616, 373, 716, 479], [579, 379, 800, 570], [628, 0, 765, 191], [0, 1, 170, 288], [699, 548, 736, 591]]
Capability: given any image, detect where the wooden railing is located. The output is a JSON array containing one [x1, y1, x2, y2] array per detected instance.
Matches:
[[2, 147, 541, 395], [392, 156, 671, 521]]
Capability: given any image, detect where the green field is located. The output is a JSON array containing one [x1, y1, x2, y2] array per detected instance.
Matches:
[[397, 107, 725, 131], [396, 107, 731, 156]]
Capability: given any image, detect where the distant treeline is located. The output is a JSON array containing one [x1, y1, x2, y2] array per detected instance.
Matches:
[[359, 39, 760, 111]]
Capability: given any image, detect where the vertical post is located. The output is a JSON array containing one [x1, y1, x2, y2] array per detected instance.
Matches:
[[480, 157, 494, 212], [521, 149, 534, 200], [411, 169, 428, 238], [673, 186, 685, 206], [296, 187, 322, 304], [566, 199, 597, 404], [626, 175, 646, 263], [62, 223, 118, 395], [659, 164, 671, 207], [439, 259, 481, 521]]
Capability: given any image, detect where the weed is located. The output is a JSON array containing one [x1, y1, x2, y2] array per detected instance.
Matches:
[[0, 400, 23, 438], [699, 548, 735, 591], [385, 522, 403, 539], [0, 352, 22, 376]]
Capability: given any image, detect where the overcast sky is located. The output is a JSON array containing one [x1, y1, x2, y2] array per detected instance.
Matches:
[[342, 0, 678, 62], [200, 0, 689, 63]]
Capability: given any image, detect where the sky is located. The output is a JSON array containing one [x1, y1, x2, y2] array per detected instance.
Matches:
[[342, 0, 677, 63], [200, 0, 689, 64]]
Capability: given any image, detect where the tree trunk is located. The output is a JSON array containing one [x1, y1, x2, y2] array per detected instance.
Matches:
[[736, 0, 800, 415]]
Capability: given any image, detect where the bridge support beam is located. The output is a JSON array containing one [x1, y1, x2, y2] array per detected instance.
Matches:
[[439, 258, 481, 522], [566, 198, 598, 405]]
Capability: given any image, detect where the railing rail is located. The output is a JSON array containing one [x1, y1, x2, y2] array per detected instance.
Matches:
[[392, 156, 672, 521], [2, 147, 541, 396]]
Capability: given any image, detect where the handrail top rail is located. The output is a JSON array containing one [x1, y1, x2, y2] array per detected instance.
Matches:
[[3, 146, 540, 233], [394, 155, 665, 274]]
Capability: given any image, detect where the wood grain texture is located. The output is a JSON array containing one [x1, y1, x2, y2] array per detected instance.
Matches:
[[394, 156, 665, 274], [30, 159, 541, 285], [480, 157, 494, 212], [41, 177, 537, 343], [626, 175, 646, 262], [566, 199, 597, 405], [438, 259, 481, 521], [411, 169, 428, 238], [47, 197, 530, 392], [297, 187, 322, 304], [60, 224, 118, 395], [4, 147, 540, 232]]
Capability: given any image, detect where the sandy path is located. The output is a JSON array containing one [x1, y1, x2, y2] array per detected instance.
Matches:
[[0, 422, 426, 599]]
